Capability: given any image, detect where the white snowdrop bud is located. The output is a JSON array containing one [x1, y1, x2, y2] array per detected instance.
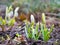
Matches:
[[30, 14, 35, 23], [14, 7, 19, 17], [8, 11, 13, 18], [15, 7, 19, 12]]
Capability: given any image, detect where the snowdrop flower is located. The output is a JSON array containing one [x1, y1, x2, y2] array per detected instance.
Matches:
[[14, 7, 19, 17], [5, 6, 14, 24], [6, 6, 13, 19], [30, 14, 35, 23], [8, 11, 13, 18], [42, 13, 46, 24]]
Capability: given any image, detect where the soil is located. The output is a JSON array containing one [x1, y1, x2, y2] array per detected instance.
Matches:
[[0, 5, 60, 45]]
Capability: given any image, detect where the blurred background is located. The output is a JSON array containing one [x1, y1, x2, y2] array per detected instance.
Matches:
[[0, 0, 60, 13]]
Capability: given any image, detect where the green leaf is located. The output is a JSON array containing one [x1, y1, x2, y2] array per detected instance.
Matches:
[[0, 17, 3, 25], [34, 23, 39, 40], [16, 33, 20, 37], [0, 17, 6, 25], [8, 5, 13, 12], [2, 19, 6, 25], [8, 18, 15, 26]]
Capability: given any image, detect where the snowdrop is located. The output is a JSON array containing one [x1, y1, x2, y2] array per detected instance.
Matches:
[[5, 6, 13, 23], [8, 11, 13, 18], [14, 7, 19, 17], [30, 14, 35, 23], [42, 13, 46, 24]]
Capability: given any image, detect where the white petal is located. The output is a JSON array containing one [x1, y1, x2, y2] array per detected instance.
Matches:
[[30, 14, 35, 23], [8, 11, 13, 17], [15, 7, 19, 12], [14, 7, 19, 17]]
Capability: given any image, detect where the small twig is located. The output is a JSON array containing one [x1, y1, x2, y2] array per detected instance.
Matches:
[[7, 26, 13, 30]]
